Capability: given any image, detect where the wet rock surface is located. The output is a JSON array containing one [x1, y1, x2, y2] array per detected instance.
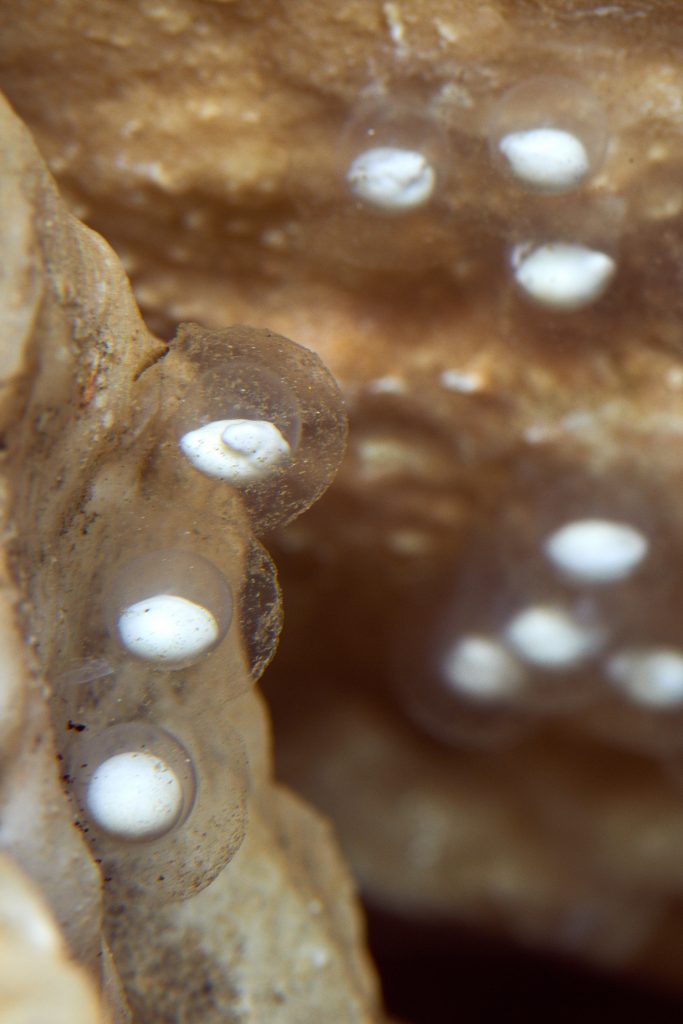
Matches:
[[5, 0, 683, 1006]]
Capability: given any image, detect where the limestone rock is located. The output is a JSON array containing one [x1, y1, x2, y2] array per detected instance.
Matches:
[[7, 0, 683, 990], [0, 91, 381, 1023], [0, 854, 105, 1024]]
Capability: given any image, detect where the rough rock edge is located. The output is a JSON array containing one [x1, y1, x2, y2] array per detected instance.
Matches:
[[0, 91, 382, 1023]]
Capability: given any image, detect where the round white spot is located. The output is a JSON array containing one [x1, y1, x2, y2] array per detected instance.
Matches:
[[499, 128, 590, 192], [347, 147, 435, 211], [87, 751, 183, 841], [117, 593, 220, 664], [511, 242, 616, 311], [544, 519, 649, 584], [442, 635, 527, 701], [179, 418, 291, 483], [439, 369, 485, 394], [504, 604, 604, 669], [607, 648, 683, 708]]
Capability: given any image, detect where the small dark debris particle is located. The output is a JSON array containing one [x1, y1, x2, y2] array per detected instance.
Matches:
[[62, 773, 72, 784], [158, 875, 165, 881], [67, 719, 86, 732]]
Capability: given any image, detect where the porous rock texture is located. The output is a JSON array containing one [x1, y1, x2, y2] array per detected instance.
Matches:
[[0, 854, 105, 1024], [7, 0, 683, 987], [0, 92, 381, 1023]]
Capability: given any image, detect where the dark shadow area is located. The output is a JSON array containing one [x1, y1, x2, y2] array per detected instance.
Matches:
[[364, 902, 683, 1024]]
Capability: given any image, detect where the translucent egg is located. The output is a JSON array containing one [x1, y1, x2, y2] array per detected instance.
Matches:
[[340, 96, 447, 214], [390, 469, 641, 747], [390, 594, 537, 751], [510, 240, 616, 311], [504, 603, 606, 670], [170, 332, 302, 498], [73, 722, 195, 844], [607, 648, 683, 709], [393, 590, 603, 748], [238, 539, 283, 681], [441, 634, 527, 702], [105, 551, 232, 668], [52, 657, 114, 690], [165, 325, 348, 532], [544, 519, 649, 584], [395, 658, 535, 750], [67, 716, 249, 901], [489, 76, 607, 193]]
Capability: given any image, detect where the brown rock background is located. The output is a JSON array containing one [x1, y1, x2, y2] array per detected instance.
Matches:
[[6, 0, 683, 1016]]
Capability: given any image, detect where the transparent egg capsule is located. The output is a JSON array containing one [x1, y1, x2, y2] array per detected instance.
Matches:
[[481, 578, 609, 717], [580, 637, 683, 757], [175, 350, 300, 487], [294, 95, 454, 274], [397, 681, 536, 750], [509, 238, 617, 312], [607, 647, 683, 711], [238, 539, 283, 681], [68, 719, 248, 901], [177, 350, 301, 486], [502, 601, 607, 679], [399, 628, 538, 750], [340, 96, 447, 214], [105, 550, 233, 669], [71, 722, 196, 845], [538, 486, 683, 754], [390, 500, 614, 748], [52, 656, 115, 692], [167, 325, 347, 532], [389, 579, 540, 751], [524, 460, 661, 595], [392, 627, 536, 750], [489, 76, 607, 194], [441, 634, 528, 703]]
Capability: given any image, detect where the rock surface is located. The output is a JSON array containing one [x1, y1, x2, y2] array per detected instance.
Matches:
[[6, 0, 683, 989], [0, 91, 381, 1022]]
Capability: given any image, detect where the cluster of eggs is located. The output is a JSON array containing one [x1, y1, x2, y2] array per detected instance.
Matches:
[[49, 324, 346, 899], [389, 456, 683, 760], [333, 77, 683, 759], [342, 75, 615, 310]]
